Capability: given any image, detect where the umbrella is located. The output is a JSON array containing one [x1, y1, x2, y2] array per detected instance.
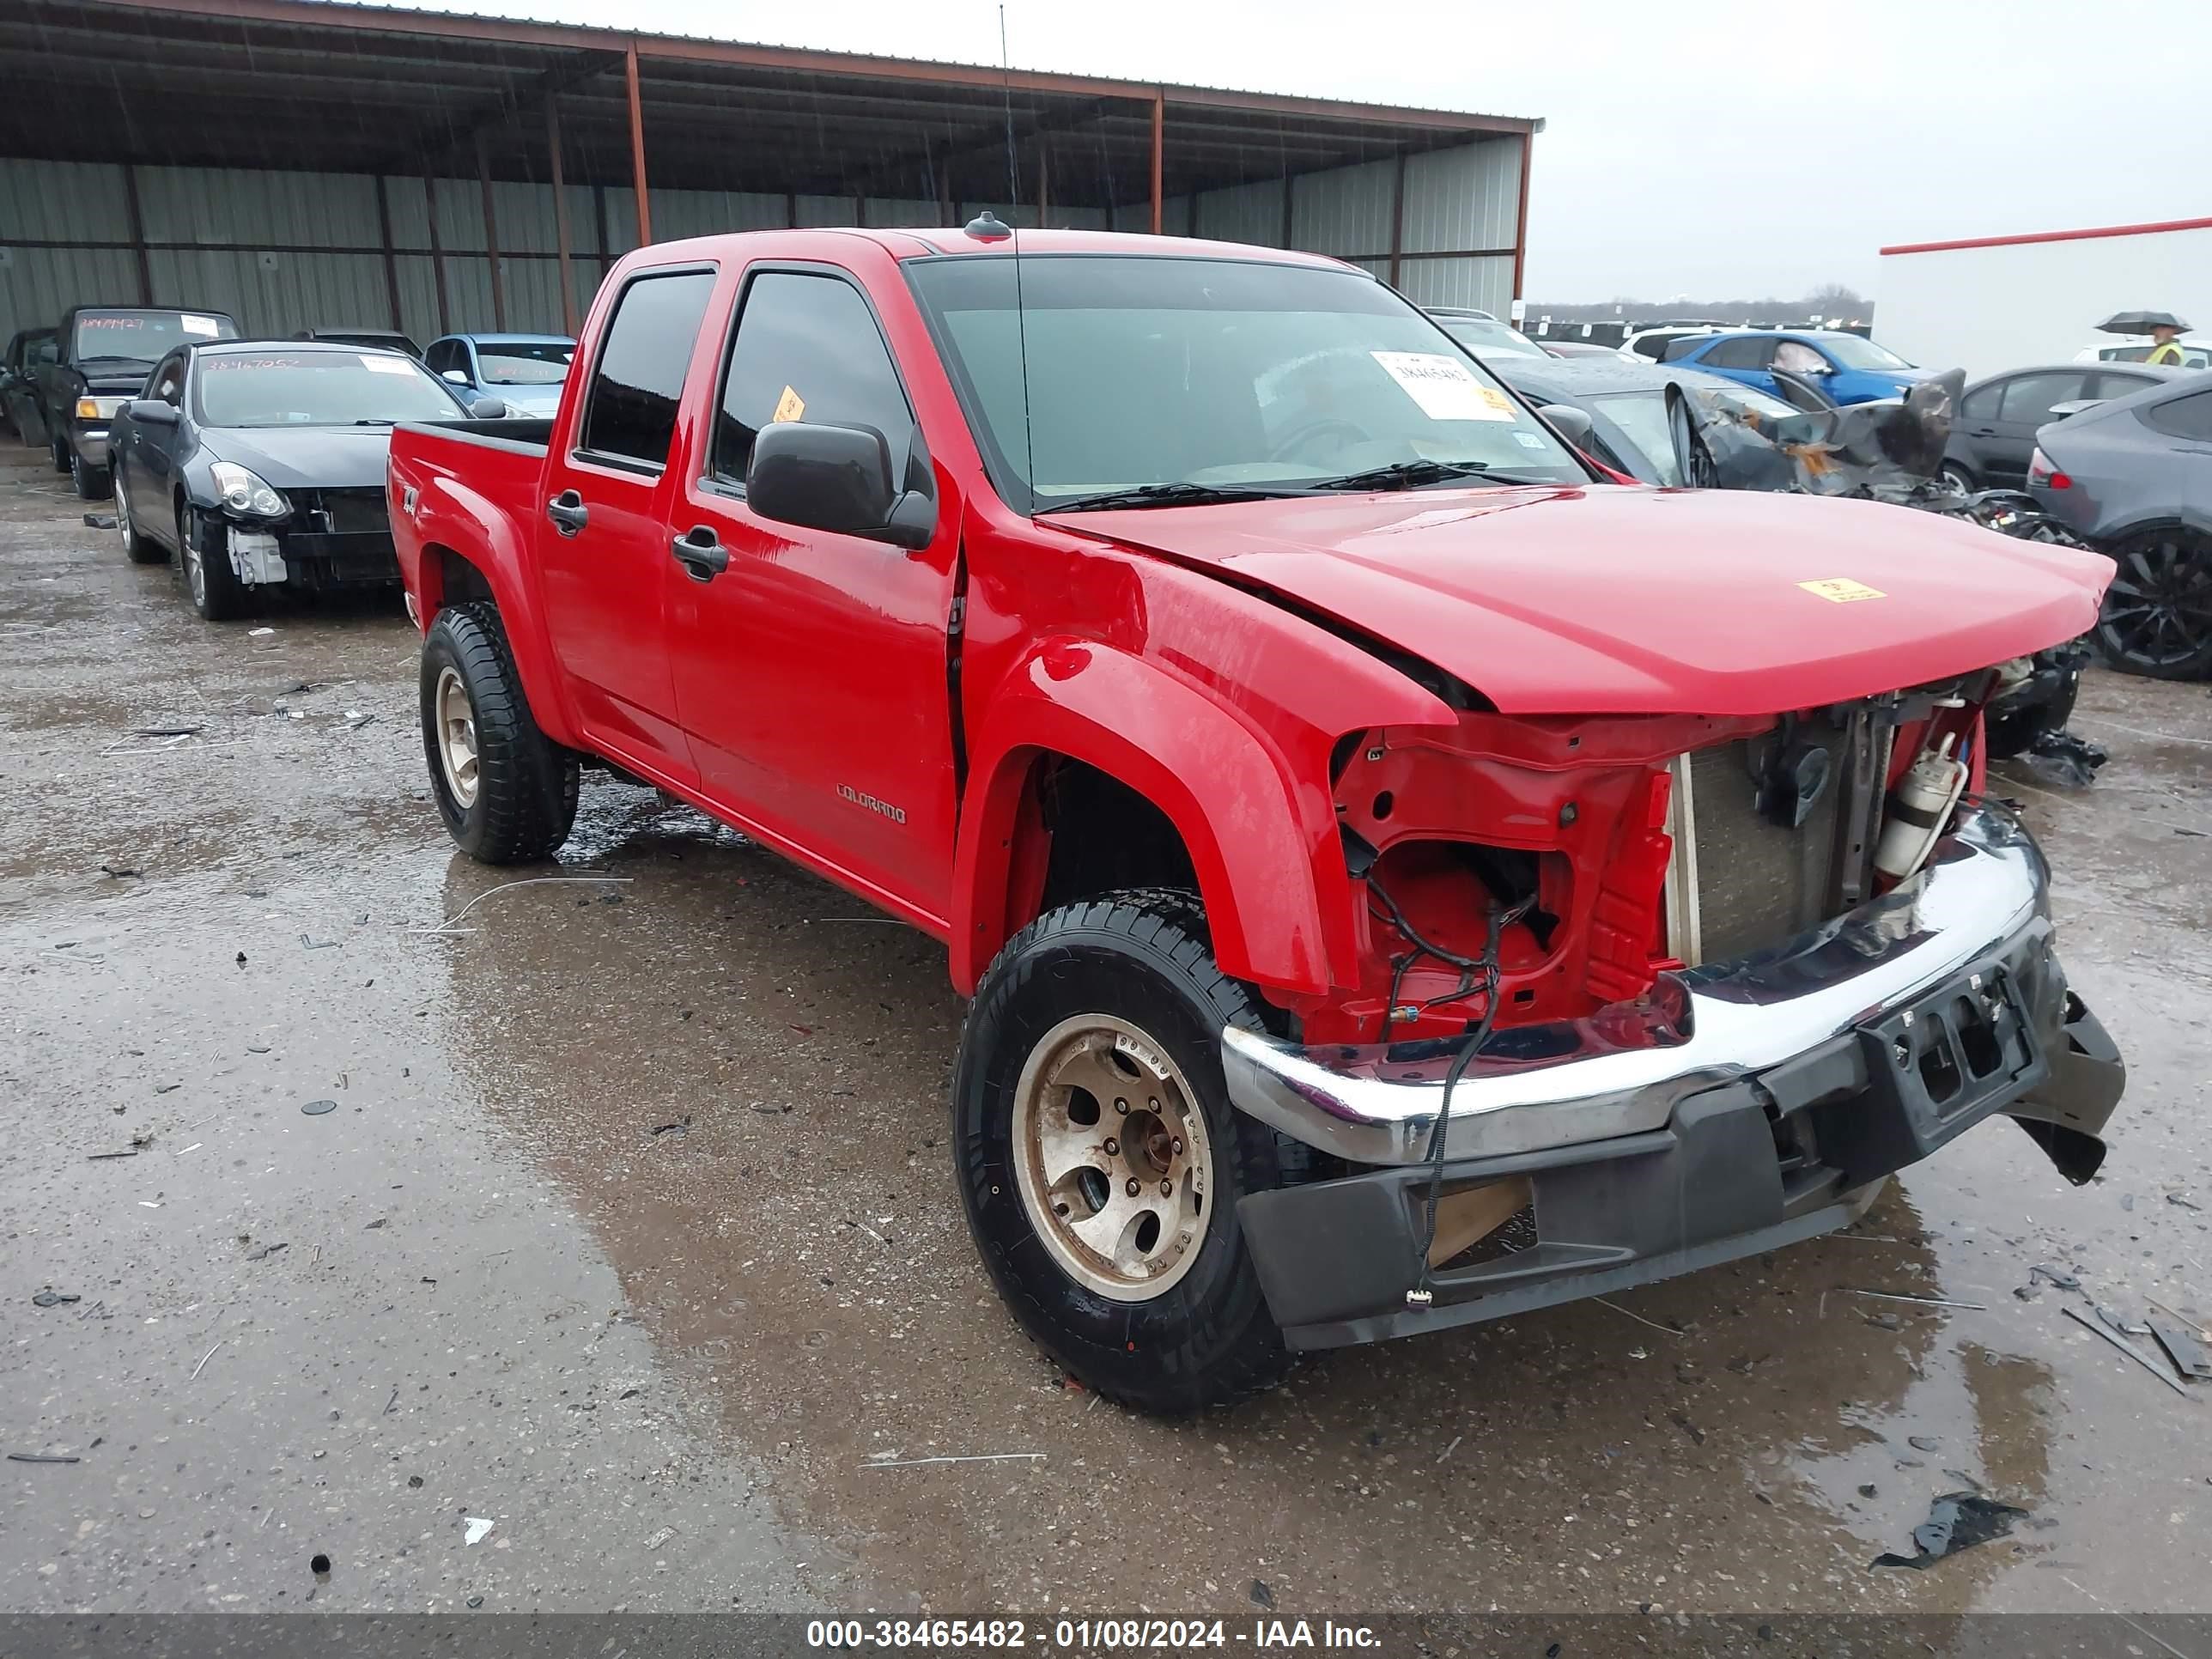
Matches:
[[2097, 310, 2191, 336]]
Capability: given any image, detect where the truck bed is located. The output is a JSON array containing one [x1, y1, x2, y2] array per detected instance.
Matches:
[[386, 416, 557, 609]]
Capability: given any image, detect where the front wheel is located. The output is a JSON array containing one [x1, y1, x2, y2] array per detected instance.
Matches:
[[115, 471, 165, 563], [70, 448, 110, 500], [954, 890, 1302, 1413], [2096, 528, 2212, 680], [176, 502, 246, 621], [420, 602, 579, 864], [1938, 461, 1976, 495]]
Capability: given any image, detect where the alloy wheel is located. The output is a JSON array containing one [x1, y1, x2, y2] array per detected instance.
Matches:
[[1010, 1013, 1213, 1302], [434, 665, 481, 808], [2099, 532, 2212, 672]]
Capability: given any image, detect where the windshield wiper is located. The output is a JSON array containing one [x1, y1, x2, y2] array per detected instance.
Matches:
[[351, 418, 398, 427], [1307, 459, 1514, 492], [1044, 482, 1310, 514]]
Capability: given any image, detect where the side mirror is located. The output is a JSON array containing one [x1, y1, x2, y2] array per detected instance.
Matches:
[[126, 398, 179, 426], [746, 421, 935, 550], [441, 368, 470, 386], [1537, 404, 1595, 448], [468, 394, 508, 420]]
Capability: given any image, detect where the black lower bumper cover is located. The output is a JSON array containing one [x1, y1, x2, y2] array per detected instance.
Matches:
[[1238, 963, 2124, 1352]]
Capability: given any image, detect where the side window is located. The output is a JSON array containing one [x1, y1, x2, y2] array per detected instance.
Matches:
[[713, 271, 916, 488], [151, 353, 186, 404], [2142, 389, 2212, 442], [2088, 372, 2155, 402], [424, 341, 456, 377], [1703, 337, 1773, 369], [578, 270, 719, 468], [1960, 382, 2002, 421], [1997, 371, 2086, 423], [2103, 344, 2149, 364]]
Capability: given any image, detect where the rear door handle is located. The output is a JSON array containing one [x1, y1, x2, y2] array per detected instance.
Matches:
[[546, 490, 589, 537], [1968, 427, 1998, 437], [671, 526, 730, 581]]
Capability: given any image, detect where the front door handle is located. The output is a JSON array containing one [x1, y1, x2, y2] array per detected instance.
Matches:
[[671, 526, 730, 581], [546, 490, 589, 537], [1968, 426, 1998, 437]]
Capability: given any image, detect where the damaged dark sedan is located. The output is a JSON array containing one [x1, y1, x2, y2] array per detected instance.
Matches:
[[107, 340, 495, 621]]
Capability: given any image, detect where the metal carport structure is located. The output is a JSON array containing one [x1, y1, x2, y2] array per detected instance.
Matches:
[[0, 0, 1540, 343]]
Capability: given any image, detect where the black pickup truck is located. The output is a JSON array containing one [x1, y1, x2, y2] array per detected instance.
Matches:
[[36, 307, 239, 497]]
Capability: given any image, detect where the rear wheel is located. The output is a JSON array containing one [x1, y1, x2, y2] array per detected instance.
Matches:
[[954, 890, 1303, 1414], [2096, 528, 2212, 680], [420, 602, 578, 863], [114, 471, 164, 563], [1938, 461, 1976, 495]]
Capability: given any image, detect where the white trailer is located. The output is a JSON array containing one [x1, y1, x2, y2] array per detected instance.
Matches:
[[1875, 216, 2212, 382]]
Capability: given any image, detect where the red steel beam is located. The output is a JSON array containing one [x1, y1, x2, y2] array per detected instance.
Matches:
[[625, 42, 652, 246], [1149, 91, 1164, 235], [1510, 131, 1533, 301]]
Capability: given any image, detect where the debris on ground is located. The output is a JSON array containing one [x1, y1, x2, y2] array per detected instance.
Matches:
[[2030, 1266, 2081, 1291], [642, 1526, 676, 1550], [7, 1452, 82, 1464], [2013, 729, 2109, 789], [649, 1116, 691, 1139], [1907, 1435, 1940, 1452], [248, 627, 275, 636], [1856, 1483, 1878, 1498], [86, 1150, 137, 1161], [82, 512, 117, 529], [245, 1242, 289, 1262], [1250, 1580, 1275, 1608], [301, 1099, 337, 1116], [2170, 1193, 2203, 1212], [2148, 1319, 2210, 1381], [464, 1517, 495, 1545], [2062, 1305, 2192, 1397], [1871, 1492, 2029, 1571], [134, 726, 203, 738], [1849, 1288, 1987, 1311], [31, 1291, 81, 1308], [301, 934, 338, 950], [99, 865, 141, 878]]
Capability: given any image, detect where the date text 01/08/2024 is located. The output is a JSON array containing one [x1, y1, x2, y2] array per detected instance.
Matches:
[[805, 1619, 1383, 1650]]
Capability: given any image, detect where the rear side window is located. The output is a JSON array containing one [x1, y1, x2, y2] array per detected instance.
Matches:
[[579, 270, 718, 469], [1997, 371, 2086, 422], [2143, 388, 2212, 442], [1701, 337, 1772, 369], [713, 271, 915, 487], [1960, 383, 2001, 421], [2088, 371, 2156, 401]]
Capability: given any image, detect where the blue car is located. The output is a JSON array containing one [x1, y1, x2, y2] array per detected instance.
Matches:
[[422, 332, 576, 417], [1664, 329, 1936, 406]]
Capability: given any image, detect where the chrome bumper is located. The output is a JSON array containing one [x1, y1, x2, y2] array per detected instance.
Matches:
[[1224, 805, 2057, 1167]]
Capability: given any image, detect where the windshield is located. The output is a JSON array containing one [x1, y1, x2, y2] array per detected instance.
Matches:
[[73, 310, 235, 367], [193, 351, 468, 428], [477, 343, 573, 386], [1434, 316, 1550, 360], [908, 255, 1587, 508], [1820, 335, 1911, 371], [1586, 392, 1681, 484]]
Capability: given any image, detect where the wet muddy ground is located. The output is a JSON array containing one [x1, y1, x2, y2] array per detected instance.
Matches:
[[3, 444, 2207, 1619]]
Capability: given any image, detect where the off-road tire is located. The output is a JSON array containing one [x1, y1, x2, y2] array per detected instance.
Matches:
[[177, 501, 246, 622], [70, 448, 109, 500], [114, 471, 164, 563], [421, 602, 579, 864], [954, 888, 1305, 1414]]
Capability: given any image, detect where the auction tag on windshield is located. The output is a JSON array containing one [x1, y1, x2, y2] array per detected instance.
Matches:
[[181, 314, 221, 337], [360, 355, 414, 374], [1370, 352, 1514, 422], [771, 385, 806, 423]]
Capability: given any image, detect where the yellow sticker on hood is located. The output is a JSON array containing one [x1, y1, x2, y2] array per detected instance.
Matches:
[[1799, 578, 1886, 603]]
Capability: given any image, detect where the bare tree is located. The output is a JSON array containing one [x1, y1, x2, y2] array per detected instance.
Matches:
[[1805, 283, 1865, 318]]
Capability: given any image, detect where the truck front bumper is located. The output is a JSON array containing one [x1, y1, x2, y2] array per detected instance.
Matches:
[[1222, 805, 2126, 1350]]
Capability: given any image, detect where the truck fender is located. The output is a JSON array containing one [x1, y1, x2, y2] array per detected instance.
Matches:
[[404, 474, 582, 750], [951, 638, 1340, 998]]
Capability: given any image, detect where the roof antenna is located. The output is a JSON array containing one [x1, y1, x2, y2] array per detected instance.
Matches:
[[992, 3, 1036, 509]]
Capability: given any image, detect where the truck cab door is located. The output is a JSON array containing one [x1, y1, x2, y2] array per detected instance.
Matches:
[[534, 266, 720, 787], [665, 264, 962, 923]]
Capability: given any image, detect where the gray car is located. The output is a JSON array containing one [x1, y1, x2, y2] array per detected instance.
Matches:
[[1945, 362, 2184, 492], [2031, 376, 2212, 679]]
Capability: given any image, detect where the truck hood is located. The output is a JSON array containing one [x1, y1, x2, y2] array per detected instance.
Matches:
[[1047, 485, 2112, 716]]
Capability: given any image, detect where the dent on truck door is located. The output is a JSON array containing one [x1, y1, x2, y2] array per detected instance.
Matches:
[[667, 267, 960, 921], [535, 267, 719, 786]]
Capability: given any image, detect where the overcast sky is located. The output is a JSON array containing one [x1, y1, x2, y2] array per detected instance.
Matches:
[[390, 0, 2198, 302]]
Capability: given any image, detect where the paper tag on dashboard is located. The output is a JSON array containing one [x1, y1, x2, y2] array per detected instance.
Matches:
[[1370, 352, 1514, 422], [181, 314, 220, 337], [361, 355, 414, 374], [771, 385, 806, 423]]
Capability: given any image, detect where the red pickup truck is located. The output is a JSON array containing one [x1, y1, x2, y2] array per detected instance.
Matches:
[[389, 226, 2126, 1413]]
